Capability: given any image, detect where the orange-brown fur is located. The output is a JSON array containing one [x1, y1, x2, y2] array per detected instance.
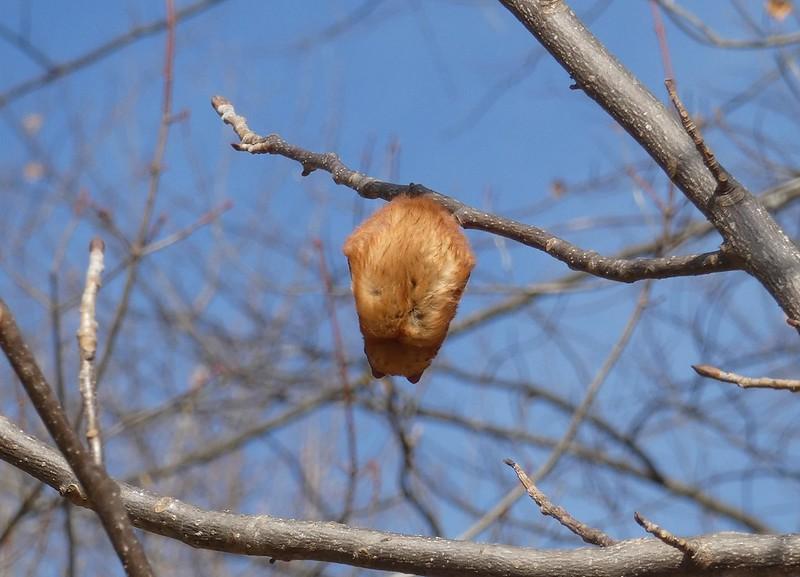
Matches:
[[343, 195, 475, 382]]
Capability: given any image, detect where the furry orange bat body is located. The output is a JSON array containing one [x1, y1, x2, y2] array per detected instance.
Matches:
[[343, 195, 475, 383]]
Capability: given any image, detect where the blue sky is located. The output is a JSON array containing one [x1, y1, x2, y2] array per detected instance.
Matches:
[[2, 1, 800, 570]]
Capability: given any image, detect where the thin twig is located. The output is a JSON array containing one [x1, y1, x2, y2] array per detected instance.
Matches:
[[49, 212, 82, 405], [664, 79, 738, 200], [626, 165, 668, 216], [286, 0, 387, 52], [692, 364, 800, 392], [0, 484, 45, 548], [649, 1, 675, 80], [0, 0, 227, 109], [535, 282, 648, 475], [141, 199, 233, 256], [634, 511, 699, 559], [47, 224, 80, 577], [131, 384, 348, 483], [63, 497, 77, 577], [0, 21, 54, 68], [211, 95, 736, 283], [0, 300, 154, 577], [77, 238, 105, 464], [97, 0, 177, 385], [655, 0, 800, 49], [505, 459, 615, 546]]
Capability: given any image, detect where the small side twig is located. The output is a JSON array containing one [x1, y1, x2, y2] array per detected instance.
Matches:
[[78, 238, 105, 464], [505, 459, 615, 547], [141, 199, 233, 256], [96, 0, 177, 386], [692, 364, 800, 393], [634, 511, 700, 560], [649, 1, 675, 80], [664, 79, 740, 202]]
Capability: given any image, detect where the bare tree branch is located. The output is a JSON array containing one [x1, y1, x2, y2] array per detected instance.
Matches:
[[498, 0, 800, 324], [634, 512, 700, 561], [0, 414, 798, 577], [450, 176, 800, 335], [506, 459, 616, 546], [211, 95, 736, 283], [0, 21, 54, 68], [692, 364, 800, 392], [77, 238, 105, 464], [0, 300, 153, 577]]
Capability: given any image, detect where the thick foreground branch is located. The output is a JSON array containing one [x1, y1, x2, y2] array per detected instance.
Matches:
[[1, 415, 798, 577], [212, 95, 736, 283], [497, 0, 800, 323]]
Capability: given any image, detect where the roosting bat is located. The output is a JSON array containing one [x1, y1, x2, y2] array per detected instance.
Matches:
[[343, 195, 475, 383]]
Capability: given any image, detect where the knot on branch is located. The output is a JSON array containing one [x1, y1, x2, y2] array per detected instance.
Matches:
[[713, 185, 745, 207]]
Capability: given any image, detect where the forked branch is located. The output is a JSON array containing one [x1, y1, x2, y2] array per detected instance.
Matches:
[[498, 0, 800, 323]]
